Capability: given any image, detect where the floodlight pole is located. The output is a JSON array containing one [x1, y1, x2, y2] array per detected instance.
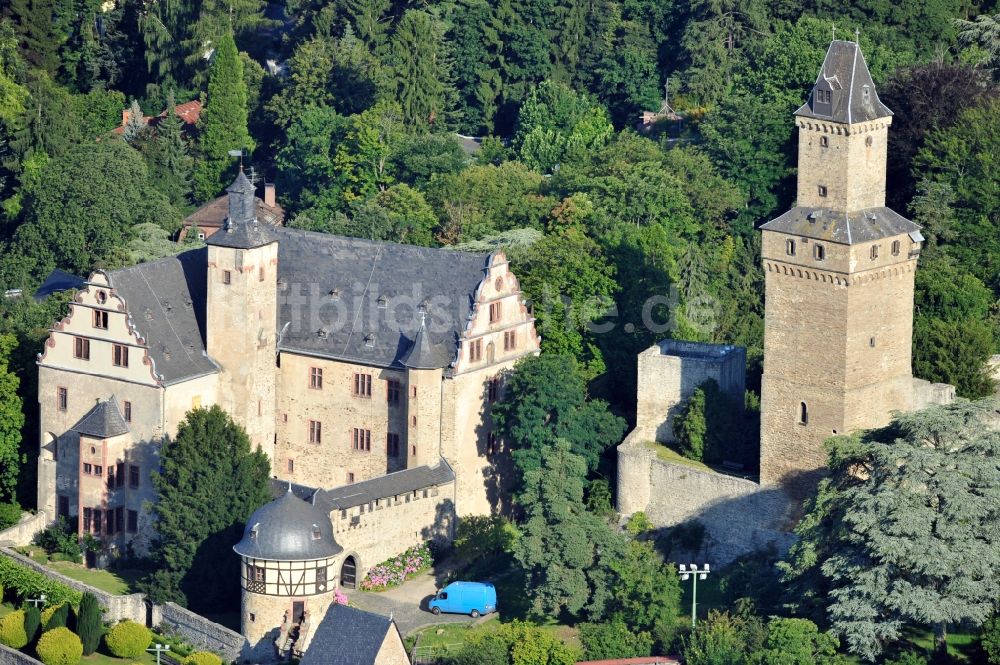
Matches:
[[146, 643, 170, 665], [26, 593, 46, 608], [678, 563, 710, 629]]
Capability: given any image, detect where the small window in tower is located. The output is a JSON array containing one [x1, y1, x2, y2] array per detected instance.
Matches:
[[813, 244, 826, 261], [347, 472, 355, 483], [222, 270, 231, 285], [862, 85, 870, 103], [819, 136, 828, 148], [258, 267, 265, 282], [817, 185, 828, 198], [287, 458, 294, 473], [866, 136, 873, 147], [786, 239, 796, 256], [870, 245, 879, 260], [869, 337, 876, 348], [891, 240, 900, 256], [799, 402, 808, 425], [96, 290, 107, 304], [376, 295, 387, 308]]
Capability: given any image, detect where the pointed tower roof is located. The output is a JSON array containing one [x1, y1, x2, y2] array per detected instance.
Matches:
[[400, 313, 450, 369], [71, 397, 130, 438], [795, 40, 892, 124], [206, 169, 274, 249]]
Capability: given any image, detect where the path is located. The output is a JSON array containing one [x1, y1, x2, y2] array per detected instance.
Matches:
[[343, 561, 484, 636]]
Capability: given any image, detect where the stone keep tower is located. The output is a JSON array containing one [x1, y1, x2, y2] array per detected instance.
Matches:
[[234, 488, 343, 662], [759, 40, 924, 488], [206, 170, 278, 461]]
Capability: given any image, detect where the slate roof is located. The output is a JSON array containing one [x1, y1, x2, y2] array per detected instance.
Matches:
[[183, 195, 284, 230], [71, 398, 129, 438], [300, 603, 400, 665], [106, 248, 218, 384], [400, 314, 452, 369], [273, 228, 489, 369], [205, 170, 275, 249], [316, 460, 455, 510], [795, 40, 892, 124], [34, 269, 85, 301], [760, 206, 920, 245], [234, 488, 343, 561]]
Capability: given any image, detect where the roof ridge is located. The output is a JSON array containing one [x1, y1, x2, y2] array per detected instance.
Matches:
[[846, 41, 858, 124]]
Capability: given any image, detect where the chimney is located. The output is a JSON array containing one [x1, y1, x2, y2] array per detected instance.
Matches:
[[264, 183, 276, 208], [121, 109, 130, 127]]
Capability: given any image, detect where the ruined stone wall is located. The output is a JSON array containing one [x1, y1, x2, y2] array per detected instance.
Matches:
[[616, 442, 795, 566], [0, 643, 44, 665], [154, 602, 250, 664], [635, 341, 745, 444]]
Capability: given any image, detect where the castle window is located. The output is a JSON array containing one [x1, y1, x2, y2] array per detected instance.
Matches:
[[287, 458, 294, 473], [786, 239, 796, 256], [866, 136, 873, 147], [106, 509, 115, 535], [316, 566, 327, 589], [114, 507, 123, 534], [58, 496, 68, 517], [96, 291, 107, 304], [253, 565, 265, 583], [353, 373, 372, 398], [311, 525, 322, 540], [813, 244, 826, 261], [891, 240, 900, 256], [258, 267, 265, 282], [309, 367, 323, 389], [107, 466, 115, 489], [73, 337, 90, 360], [93, 310, 108, 329], [352, 427, 371, 451], [222, 270, 231, 285], [869, 337, 876, 348], [83, 462, 92, 475], [411, 445, 417, 456], [411, 386, 417, 398], [489, 301, 502, 323], [411, 416, 417, 427], [57, 387, 67, 411], [798, 402, 808, 425], [129, 465, 140, 488], [347, 472, 355, 483], [862, 85, 870, 103], [819, 136, 828, 148], [83, 508, 92, 532], [488, 377, 501, 402], [123, 401, 131, 422], [94, 465, 103, 476], [487, 432, 498, 455], [308, 420, 322, 444], [116, 462, 124, 488], [504, 330, 517, 351], [387, 380, 400, 406], [127, 510, 137, 533], [387, 433, 400, 457], [817, 185, 827, 198], [469, 339, 483, 362], [92, 509, 101, 534], [112, 343, 129, 368], [870, 245, 879, 260]]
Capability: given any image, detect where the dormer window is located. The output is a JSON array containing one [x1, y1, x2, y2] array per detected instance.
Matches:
[[311, 525, 322, 541], [376, 295, 387, 308], [862, 85, 870, 104], [250, 523, 259, 540]]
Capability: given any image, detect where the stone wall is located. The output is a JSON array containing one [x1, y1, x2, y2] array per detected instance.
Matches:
[[617, 437, 795, 566], [0, 512, 47, 548], [0, 644, 43, 665], [0, 548, 146, 624], [635, 341, 745, 444], [153, 602, 250, 664]]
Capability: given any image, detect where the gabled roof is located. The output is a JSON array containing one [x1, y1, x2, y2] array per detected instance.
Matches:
[[316, 459, 455, 511], [301, 603, 402, 665], [274, 228, 490, 369], [795, 40, 892, 124], [105, 248, 218, 384], [71, 398, 129, 438], [112, 100, 201, 136], [760, 206, 919, 245]]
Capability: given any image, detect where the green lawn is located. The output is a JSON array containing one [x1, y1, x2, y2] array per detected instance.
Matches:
[[45, 561, 142, 596], [643, 441, 716, 473]]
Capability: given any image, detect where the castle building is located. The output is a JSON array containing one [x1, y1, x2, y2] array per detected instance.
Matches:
[[758, 40, 948, 488], [35, 168, 540, 569], [617, 39, 954, 563]]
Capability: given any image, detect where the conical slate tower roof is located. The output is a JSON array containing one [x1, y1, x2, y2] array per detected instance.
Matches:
[[206, 169, 274, 249], [400, 313, 451, 369], [795, 40, 892, 124], [71, 398, 129, 438]]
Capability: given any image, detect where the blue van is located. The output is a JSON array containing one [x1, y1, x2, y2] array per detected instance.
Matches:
[[428, 581, 497, 617]]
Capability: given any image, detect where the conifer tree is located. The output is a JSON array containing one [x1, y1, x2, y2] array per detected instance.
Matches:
[[192, 30, 252, 202], [148, 91, 193, 207], [122, 99, 145, 143], [390, 10, 454, 127], [75, 592, 101, 655], [22, 605, 39, 644]]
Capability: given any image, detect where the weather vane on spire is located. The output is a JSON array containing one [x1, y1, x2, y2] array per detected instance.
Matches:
[[228, 148, 244, 171], [831, 22, 836, 41]]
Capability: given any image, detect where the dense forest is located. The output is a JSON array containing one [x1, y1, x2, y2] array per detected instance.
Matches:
[[0, 0, 999, 499]]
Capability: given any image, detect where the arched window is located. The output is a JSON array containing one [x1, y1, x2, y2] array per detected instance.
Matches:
[[799, 402, 808, 425]]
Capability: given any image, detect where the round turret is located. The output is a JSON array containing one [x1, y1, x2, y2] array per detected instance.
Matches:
[[234, 488, 342, 661]]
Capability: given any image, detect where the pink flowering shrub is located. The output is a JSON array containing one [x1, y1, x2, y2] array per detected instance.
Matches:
[[334, 590, 348, 605], [359, 543, 433, 591]]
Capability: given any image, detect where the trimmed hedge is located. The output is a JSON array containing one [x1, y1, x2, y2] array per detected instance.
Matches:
[[0, 609, 28, 649], [36, 627, 83, 665], [182, 652, 223, 665], [41, 603, 69, 630], [0, 556, 82, 606], [104, 620, 152, 659]]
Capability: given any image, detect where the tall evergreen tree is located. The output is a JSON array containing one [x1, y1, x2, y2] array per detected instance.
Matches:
[[0, 333, 24, 503], [192, 30, 252, 202], [390, 10, 453, 127], [75, 592, 101, 655], [141, 406, 271, 611], [4, 0, 64, 74], [147, 90, 193, 207]]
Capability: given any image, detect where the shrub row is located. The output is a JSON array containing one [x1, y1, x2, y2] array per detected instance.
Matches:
[[0, 555, 82, 606]]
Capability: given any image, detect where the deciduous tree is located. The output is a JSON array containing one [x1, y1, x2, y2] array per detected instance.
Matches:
[[0, 333, 23, 503]]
